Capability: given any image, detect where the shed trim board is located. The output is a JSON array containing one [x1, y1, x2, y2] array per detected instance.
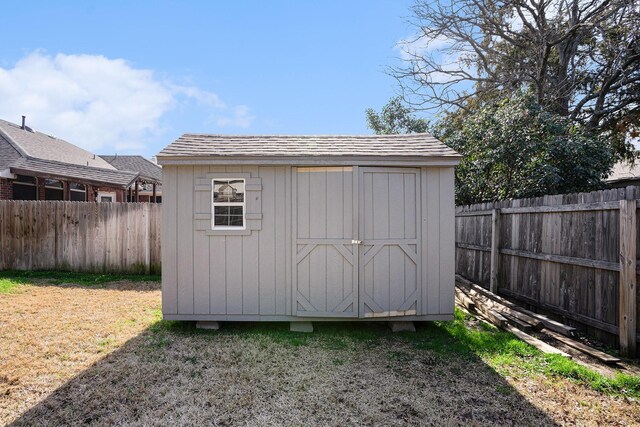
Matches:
[[158, 156, 460, 167], [158, 133, 460, 322]]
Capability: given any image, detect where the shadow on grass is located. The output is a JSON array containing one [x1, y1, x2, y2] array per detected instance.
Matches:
[[9, 318, 560, 426]]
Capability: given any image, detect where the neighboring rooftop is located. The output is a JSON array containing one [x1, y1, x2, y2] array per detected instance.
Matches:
[[606, 161, 640, 184], [0, 118, 115, 169], [158, 133, 461, 160], [9, 157, 138, 188], [0, 118, 138, 188], [99, 155, 162, 183]]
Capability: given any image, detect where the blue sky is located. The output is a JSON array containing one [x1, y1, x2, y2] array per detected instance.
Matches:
[[0, 1, 416, 157]]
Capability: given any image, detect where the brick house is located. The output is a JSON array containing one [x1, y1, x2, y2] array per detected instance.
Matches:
[[99, 155, 162, 203], [0, 117, 139, 202]]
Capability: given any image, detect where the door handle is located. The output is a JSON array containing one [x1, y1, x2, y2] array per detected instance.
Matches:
[[351, 240, 363, 245]]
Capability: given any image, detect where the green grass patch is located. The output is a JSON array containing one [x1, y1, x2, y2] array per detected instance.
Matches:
[[147, 308, 639, 398], [0, 270, 160, 286], [0, 277, 24, 294], [412, 310, 640, 398]]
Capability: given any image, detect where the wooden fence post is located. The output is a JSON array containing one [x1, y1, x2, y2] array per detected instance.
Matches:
[[144, 203, 151, 275], [490, 208, 501, 293], [619, 199, 637, 356]]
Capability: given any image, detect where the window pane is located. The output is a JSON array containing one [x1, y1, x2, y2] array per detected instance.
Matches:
[[213, 179, 244, 203], [213, 205, 244, 227], [70, 191, 86, 201], [15, 175, 36, 184], [214, 215, 229, 226], [44, 179, 63, 188], [70, 182, 84, 191], [214, 206, 230, 216], [45, 188, 64, 200], [12, 183, 37, 200], [229, 216, 244, 226], [229, 206, 243, 215]]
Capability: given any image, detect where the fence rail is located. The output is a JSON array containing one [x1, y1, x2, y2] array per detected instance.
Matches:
[[455, 186, 640, 356], [0, 201, 161, 274]]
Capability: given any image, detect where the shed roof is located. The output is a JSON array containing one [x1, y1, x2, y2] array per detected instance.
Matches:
[[157, 133, 461, 166], [99, 155, 162, 183]]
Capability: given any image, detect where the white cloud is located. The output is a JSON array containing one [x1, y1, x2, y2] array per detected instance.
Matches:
[[215, 105, 255, 128], [395, 34, 471, 84], [396, 34, 453, 61], [0, 52, 254, 153]]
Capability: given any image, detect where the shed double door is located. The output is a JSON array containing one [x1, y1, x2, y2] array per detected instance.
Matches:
[[294, 167, 420, 318]]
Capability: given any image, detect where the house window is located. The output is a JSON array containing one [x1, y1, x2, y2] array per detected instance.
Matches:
[[212, 179, 245, 229], [12, 175, 37, 200], [97, 191, 116, 202], [70, 182, 86, 202], [44, 179, 64, 200]]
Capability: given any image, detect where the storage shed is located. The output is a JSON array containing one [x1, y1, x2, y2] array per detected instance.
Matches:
[[157, 134, 461, 329]]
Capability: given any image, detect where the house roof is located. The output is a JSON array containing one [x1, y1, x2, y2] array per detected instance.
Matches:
[[9, 157, 138, 188], [606, 161, 640, 183], [99, 155, 162, 183], [157, 133, 461, 165], [0, 119, 115, 169], [0, 118, 138, 188], [0, 131, 22, 169]]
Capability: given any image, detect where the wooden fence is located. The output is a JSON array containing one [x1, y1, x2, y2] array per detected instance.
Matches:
[[0, 201, 161, 274], [456, 186, 639, 356]]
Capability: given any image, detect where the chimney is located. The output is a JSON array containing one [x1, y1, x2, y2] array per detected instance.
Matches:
[[21, 115, 26, 130]]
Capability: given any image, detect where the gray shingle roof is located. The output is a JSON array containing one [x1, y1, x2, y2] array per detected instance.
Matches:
[[99, 155, 162, 183], [158, 133, 461, 159], [0, 132, 22, 170], [0, 118, 138, 188], [0, 119, 115, 169], [9, 157, 138, 188]]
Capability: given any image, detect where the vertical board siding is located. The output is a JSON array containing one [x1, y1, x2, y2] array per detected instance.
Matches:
[[293, 167, 356, 317], [456, 186, 640, 347], [439, 168, 456, 315], [169, 164, 455, 320], [241, 166, 260, 315], [186, 165, 291, 316], [259, 167, 277, 315], [162, 166, 178, 314], [424, 168, 441, 313], [176, 166, 194, 314], [193, 165, 210, 314], [360, 168, 422, 316]]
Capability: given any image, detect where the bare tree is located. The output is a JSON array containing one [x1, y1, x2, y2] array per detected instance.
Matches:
[[393, 0, 640, 139]]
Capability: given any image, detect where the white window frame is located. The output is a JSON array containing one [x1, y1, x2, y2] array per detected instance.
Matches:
[[97, 191, 116, 203], [211, 178, 246, 230], [69, 182, 86, 201]]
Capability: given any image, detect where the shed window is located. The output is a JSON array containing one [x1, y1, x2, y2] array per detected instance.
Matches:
[[212, 179, 245, 229]]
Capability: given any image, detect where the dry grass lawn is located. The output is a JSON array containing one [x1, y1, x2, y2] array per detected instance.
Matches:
[[1, 277, 639, 426]]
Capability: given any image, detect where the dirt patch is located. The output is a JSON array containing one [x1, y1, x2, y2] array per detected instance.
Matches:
[[0, 281, 160, 425], [1, 282, 639, 426]]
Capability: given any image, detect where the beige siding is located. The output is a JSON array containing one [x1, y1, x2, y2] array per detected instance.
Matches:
[[181, 165, 292, 316], [162, 166, 178, 314], [422, 167, 456, 315], [163, 164, 456, 320]]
